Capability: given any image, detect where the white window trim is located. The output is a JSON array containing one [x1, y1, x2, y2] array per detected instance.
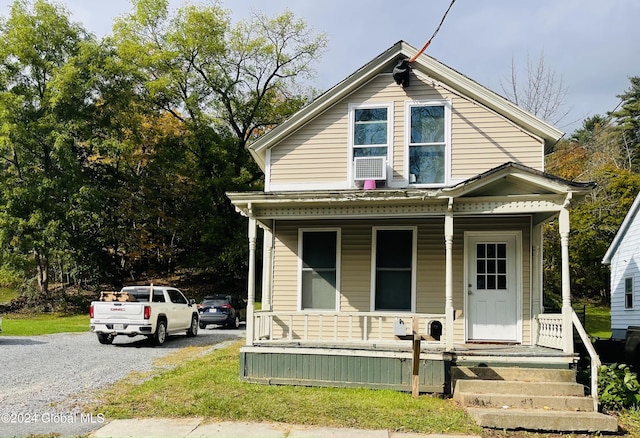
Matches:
[[403, 99, 452, 188], [625, 276, 635, 310], [347, 102, 393, 187], [297, 228, 341, 312], [369, 226, 417, 313]]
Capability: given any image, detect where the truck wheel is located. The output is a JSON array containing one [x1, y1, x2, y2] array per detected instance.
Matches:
[[228, 316, 240, 329], [154, 320, 167, 346], [97, 333, 114, 345], [186, 315, 198, 337]]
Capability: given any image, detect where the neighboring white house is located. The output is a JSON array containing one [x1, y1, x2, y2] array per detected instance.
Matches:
[[603, 192, 640, 340]]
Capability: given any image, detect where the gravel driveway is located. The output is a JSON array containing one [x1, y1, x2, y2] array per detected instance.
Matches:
[[0, 327, 244, 437]]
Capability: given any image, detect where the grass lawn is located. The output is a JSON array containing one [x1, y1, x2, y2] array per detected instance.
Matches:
[[583, 303, 612, 339], [0, 287, 17, 303], [1, 313, 89, 336], [90, 341, 481, 436]]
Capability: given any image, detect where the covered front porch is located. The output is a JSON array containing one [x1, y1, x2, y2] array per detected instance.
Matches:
[[239, 310, 587, 396], [227, 163, 598, 398]]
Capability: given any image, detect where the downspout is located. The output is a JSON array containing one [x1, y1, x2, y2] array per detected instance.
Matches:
[[246, 204, 257, 346], [559, 194, 573, 354], [445, 197, 455, 350]]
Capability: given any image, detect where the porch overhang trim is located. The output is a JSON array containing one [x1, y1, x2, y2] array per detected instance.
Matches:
[[228, 192, 568, 220]]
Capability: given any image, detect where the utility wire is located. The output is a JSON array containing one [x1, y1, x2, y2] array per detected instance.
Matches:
[[409, 0, 457, 62]]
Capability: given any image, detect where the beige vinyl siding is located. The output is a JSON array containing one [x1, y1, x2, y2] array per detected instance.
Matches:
[[271, 222, 299, 311], [269, 109, 349, 183], [268, 73, 543, 188], [269, 217, 531, 343]]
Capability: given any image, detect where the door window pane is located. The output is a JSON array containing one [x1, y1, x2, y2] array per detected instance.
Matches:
[[476, 243, 508, 291]]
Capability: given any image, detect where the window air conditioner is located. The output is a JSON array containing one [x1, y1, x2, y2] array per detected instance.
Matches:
[[353, 156, 387, 181]]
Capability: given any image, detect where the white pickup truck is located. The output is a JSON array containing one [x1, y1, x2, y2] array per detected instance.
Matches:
[[89, 285, 199, 345]]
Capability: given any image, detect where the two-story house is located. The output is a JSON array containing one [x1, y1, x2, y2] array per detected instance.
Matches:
[[227, 41, 613, 432]]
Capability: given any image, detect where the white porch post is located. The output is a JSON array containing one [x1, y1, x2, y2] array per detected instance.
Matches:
[[559, 201, 574, 354], [531, 223, 543, 345], [261, 227, 273, 311], [445, 198, 454, 350], [246, 211, 257, 346]]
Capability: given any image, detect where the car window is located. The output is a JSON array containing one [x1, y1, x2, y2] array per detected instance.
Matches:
[[203, 299, 229, 307], [168, 289, 187, 304], [128, 288, 165, 303]]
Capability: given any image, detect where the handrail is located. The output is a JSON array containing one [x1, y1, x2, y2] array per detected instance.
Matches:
[[572, 310, 601, 412]]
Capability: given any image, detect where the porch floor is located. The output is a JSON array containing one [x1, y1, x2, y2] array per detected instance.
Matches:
[[248, 341, 577, 363]]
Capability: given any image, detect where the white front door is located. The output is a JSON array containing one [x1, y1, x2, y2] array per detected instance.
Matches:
[[466, 233, 520, 342]]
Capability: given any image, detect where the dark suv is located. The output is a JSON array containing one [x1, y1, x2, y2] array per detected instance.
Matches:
[[198, 294, 246, 329]]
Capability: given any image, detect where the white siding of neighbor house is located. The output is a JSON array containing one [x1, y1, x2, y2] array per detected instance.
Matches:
[[270, 216, 531, 344], [267, 73, 544, 191], [609, 208, 640, 338]]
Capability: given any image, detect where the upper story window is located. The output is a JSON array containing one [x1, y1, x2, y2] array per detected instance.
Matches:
[[625, 277, 634, 309], [350, 103, 392, 159], [406, 100, 451, 185]]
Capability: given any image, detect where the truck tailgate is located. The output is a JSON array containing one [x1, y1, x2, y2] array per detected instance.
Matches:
[[92, 301, 145, 321]]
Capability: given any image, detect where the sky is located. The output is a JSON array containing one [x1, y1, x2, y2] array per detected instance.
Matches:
[[1, 0, 638, 135]]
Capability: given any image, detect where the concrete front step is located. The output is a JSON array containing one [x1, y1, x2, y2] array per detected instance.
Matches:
[[451, 366, 576, 383], [466, 407, 618, 433], [454, 379, 585, 397], [455, 392, 594, 411]]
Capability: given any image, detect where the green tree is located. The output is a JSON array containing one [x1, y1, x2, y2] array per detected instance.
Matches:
[[610, 77, 640, 172], [0, 0, 93, 297], [109, 0, 327, 285], [544, 86, 640, 303]]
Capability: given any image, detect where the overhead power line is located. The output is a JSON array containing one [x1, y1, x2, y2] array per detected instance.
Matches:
[[394, 0, 457, 87], [409, 0, 457, 63]]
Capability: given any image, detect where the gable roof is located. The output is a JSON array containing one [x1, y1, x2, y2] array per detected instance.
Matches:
[[248, 40, 564, 171], [444, 162, 595, 198], [603, 192, 640, 264]]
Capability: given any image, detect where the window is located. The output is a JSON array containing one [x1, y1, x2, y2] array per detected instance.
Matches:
[[476, 243, 507, 290], [406, 101, 450, 185], [300, 230, 340, 310], [350, 104, 391, 159], [168, 289, 187, 304], [373, 228, 415, 311], [625, 277, 634, 309]]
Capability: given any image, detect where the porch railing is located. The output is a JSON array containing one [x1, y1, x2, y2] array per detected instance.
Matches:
[[535, 313, 564, 349], [251, 311, 446, 346], [572, 310, 601, 412], [535, 311, 601, 412]]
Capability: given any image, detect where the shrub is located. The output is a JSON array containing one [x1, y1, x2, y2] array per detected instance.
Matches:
[[599, 363, 640, 411]]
